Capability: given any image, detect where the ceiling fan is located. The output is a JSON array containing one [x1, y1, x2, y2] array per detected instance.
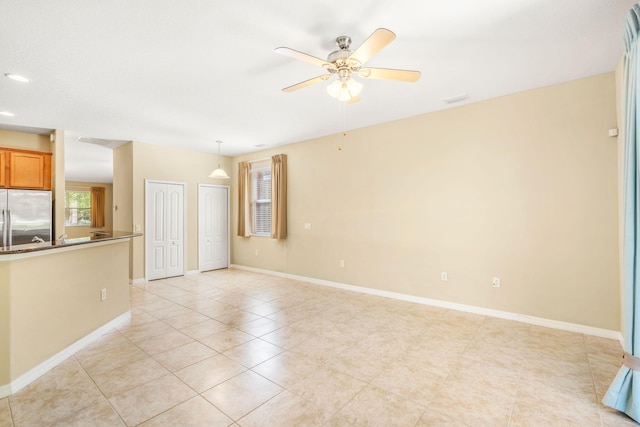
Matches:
[[275, 28, 421, 102]]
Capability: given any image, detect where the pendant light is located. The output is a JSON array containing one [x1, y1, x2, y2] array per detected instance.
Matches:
[[209, 140, 230, 179]]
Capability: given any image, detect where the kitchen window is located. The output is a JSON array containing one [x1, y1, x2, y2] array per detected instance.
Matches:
[[251, 164, 271, 236], [65, 189, 91, 226]]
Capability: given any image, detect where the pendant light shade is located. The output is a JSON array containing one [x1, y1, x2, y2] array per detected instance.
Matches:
[[209, 140, 230, 179], [209, 168, 230, 179]]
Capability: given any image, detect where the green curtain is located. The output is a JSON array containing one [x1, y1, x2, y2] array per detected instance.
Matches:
[[603, 4, 640, 421]]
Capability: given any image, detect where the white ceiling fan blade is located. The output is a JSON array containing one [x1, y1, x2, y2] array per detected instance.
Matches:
[[349, 28, 396, 65], [282, 74, 332, 92], [275, 47, 330, 68], [358, 67, 421, 82]]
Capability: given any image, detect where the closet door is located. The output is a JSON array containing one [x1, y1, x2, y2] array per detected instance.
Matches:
[[198, 185, 229, 272], [165, 183, 185, 277], [146, 181, 185, 280]]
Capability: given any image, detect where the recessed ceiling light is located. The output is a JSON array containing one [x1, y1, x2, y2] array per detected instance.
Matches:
[[254, 144, 268, 147], [0, 111, 15, 117], [4, 73, 30, 83]]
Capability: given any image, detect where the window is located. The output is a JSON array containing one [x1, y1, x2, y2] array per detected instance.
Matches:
[[251, 165, 271, 235], [65, 190, 91, 226]]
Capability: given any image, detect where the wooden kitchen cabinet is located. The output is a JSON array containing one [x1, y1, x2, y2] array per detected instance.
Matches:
[[0, 150, 5, 187], [0, 147, 52, 190]]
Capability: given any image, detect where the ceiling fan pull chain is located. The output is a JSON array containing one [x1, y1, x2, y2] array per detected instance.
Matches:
[[340, 100, 347, 137]]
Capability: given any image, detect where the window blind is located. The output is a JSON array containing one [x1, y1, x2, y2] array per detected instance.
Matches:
[[251, 164, 271, 235]]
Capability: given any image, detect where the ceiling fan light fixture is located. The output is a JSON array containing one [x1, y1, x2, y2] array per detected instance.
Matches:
[[327, 77, 362, 102], [209, 140, 230, 179], [337, 84, 352, 102], [326, 80, 342, 98], [346, 78, 362, 96]]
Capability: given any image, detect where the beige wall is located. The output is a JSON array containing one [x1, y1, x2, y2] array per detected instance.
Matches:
[[0, 129, 33, 385], [51, 130, 65, 239], [113, 143, 134, 233], [115, 141, 230, 279], [0, 129, 50, 152], [113, 143, 134, 274], [2, 240, 130, 383], [64, 181, 114, 238], [615, 59, 625, 330], [0, 130, 52, 384], [232, 72, 620, 330], [0, 264, 9, 385]]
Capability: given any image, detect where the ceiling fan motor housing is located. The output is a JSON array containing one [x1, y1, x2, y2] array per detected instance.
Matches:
[[327, 36, 361, 74], [335, 35, 351, 49]]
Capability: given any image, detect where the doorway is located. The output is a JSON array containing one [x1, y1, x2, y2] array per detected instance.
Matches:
[[198, 184, 229, 272], [145, 180, 185, 280]]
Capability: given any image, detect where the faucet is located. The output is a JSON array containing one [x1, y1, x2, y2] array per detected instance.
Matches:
[[32, 236, 45, 244], [58, 233, 67, 244]]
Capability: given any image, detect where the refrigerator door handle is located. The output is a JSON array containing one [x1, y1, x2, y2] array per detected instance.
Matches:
[[7, 209, 11, 247], [1, 209, 5, 248]]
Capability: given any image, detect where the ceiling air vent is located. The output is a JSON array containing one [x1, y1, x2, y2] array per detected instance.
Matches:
[[76, 137, 130, 149], [442, 94, 469, 104]]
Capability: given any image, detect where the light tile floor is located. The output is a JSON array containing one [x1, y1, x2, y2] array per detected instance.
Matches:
[[0, 268, 635, 426]]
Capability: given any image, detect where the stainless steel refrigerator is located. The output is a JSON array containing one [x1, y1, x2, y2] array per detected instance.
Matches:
[[0, 189, 52, 248]]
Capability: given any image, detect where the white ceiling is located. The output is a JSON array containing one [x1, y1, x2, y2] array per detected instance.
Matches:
[[0, 0, 635, 182]]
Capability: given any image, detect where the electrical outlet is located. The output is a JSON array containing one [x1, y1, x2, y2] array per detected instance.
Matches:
[[340, 260, 345, 268], [441, 272, 448, 281], [255, 249, 259, 256], [100, 288, 107, 301], [304, 223, 312, 230], [492, 277, 501, 288]]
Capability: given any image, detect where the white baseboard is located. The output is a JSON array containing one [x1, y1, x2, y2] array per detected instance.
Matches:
[[230, 264, 622, 342], [0, 384, 10, 400], [131, 271, 198, 284], [231, 264, 287, 278], [0, 311, 131, 399]]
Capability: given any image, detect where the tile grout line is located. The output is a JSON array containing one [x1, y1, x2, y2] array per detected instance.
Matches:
[[86, 294, 204, 426], [72, 354, 128, 427], [583, 334, 607, 427], [8, 269, 624, 426], [504, 322, 532, 426], [6, 397, 14, 427], [233, 388, 288, 425], [125, 281, 292, 425], [110, 286, 217, 425]]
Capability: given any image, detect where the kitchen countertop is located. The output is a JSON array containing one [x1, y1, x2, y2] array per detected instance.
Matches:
[[0, 230, 142, 255]]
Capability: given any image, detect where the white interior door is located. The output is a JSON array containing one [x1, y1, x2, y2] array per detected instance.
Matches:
[[198, 185, 228, 272], [166, 184, 184, 277], [146, 181, 185, 280], [148, 183, 167, 280]]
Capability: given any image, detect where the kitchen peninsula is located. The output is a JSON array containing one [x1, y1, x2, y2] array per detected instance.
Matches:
[[0, 231, 141, 397]]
